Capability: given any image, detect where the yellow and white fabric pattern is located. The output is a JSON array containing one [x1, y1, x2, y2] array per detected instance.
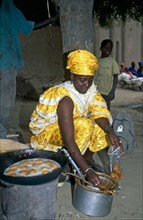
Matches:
[[66, 50, 99, 76], [29, 81, 112, 154]]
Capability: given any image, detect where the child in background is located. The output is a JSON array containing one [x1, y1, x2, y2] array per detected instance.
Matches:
[[94, 39, 120, 110]]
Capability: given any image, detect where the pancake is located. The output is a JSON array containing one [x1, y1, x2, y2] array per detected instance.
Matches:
[[4, 158, 61, 177]]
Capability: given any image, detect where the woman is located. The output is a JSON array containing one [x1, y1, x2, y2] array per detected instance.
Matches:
[[29, 49, 123, 186]]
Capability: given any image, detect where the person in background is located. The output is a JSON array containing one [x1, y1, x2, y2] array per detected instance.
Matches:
[[29, 49, 124, 186], [0, 0, 34, 139], [94, 39, 120, 110], [137, 61, 143, 77], [128, 61, 137, 76], [120, 63, 134, 77]]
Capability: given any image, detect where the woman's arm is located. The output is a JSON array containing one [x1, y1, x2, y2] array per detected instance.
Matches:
[[95, 117, 124, 155], [57, 96, 100, 185]]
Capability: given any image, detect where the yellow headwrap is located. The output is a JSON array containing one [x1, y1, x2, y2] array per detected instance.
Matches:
[[66, 50, 99, 76]]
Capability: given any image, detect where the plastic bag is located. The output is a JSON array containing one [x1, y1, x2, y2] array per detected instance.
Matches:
[[108, 146, 124, 181]]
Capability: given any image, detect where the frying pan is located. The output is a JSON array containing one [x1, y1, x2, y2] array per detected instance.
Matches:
[[0, 149, 68, 186]]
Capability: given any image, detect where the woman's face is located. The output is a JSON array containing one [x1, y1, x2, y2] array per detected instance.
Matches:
[[71, 74, 93, 94]]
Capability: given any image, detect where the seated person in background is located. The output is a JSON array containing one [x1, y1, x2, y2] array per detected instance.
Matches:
[[120, 63, 133, 78], [137, 62, 143, 77], [128, 61, 137, 76], [29, 49, 124, 186]]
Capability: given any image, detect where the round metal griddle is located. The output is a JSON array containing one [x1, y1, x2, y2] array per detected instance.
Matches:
[[0, 149, 67, 185]]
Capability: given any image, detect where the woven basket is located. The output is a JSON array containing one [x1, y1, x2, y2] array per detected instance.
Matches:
[[0, 139, 30, 153]]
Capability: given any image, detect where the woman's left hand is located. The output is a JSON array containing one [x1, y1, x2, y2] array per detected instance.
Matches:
[[108, 128, 124, 156]]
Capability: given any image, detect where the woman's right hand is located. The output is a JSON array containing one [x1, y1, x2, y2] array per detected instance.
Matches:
[[85, 168, 100, 186]]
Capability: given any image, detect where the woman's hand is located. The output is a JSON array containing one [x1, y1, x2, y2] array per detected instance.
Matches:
[[107, 127, 124, 156], [85, 168, 100, 186]]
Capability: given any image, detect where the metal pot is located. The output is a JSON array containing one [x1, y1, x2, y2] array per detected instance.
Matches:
[[72, 173, 118, 217], [0, 149, 68, 185]]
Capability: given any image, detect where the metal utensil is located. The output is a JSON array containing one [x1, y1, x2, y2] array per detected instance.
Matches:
[[59, 148, 84, 178]]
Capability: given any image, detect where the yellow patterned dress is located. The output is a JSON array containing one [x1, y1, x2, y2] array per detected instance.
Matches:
[[29, 81, 112, 154]]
